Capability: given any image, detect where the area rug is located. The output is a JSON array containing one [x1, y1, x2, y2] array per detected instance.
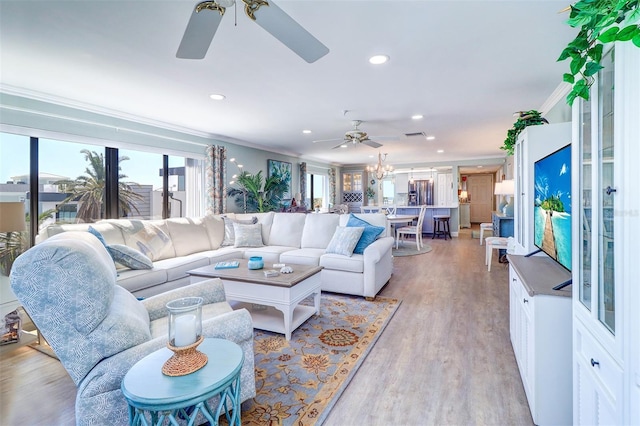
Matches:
[[392, 244, 433, 257], [237, 293, 401, 425]]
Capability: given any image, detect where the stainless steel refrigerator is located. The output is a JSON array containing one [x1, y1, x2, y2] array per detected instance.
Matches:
[[408, 180, 434, 205]]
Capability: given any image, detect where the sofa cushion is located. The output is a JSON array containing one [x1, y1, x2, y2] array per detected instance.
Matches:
[[116, 268, 169, 294], [153, 254, 210, 282], [114, 220, 176, 261], [221, 216, 257, 247], [234, 212, 274, 244], [320, 252, 365, 273], [203, 215, 225, 249], [346, 214, 385, 254], [107, 244, 153, 270], [268, 213, 306, 247], [233, 223, 264, 247], [42, 222, 126, 245], [166, 217, 212, 256], [325, 226, 364, 257], [300, 213, 340, 249], [280, 248, 325, 266], [242, 246, 296, 264]]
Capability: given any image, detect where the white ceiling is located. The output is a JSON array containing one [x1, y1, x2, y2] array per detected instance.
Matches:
[[0, 0, 576, 169]]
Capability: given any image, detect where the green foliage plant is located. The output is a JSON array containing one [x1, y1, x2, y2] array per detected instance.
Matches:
[[501, 110, 548, 156], [365, 186, 376, 199], [558, 0, 640, 105], [227, 170, 287, 212], [0, 209, 55, 276]]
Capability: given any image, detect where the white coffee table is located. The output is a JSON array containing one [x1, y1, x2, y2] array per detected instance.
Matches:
[[187, 260, 322, 340]]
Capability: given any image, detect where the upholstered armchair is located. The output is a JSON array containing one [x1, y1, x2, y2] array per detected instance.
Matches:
[[10, 231, 256, 426]]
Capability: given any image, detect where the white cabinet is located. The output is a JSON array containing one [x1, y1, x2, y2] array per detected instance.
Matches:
[[508, 255, 572, 425], [435, 173, 453, 206], [513, 122, 571, 255], [571, 42, 639, 426], [458, 203, 470, 228], [394, 173, 408, 199]]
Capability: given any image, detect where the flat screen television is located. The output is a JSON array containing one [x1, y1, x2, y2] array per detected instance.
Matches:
[[533, 144, 572, 271]]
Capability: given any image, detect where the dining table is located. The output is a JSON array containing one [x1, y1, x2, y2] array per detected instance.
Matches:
[[386, 214, 418, 226]]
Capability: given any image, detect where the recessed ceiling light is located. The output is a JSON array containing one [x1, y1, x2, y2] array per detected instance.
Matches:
[[340, 144, 348, 148], [426, 135, 436, 140], [369, 54, 389, 65], [209, 94, 225, 101], [302, 130, 312, 134], [437, 149, 444, 153], [411, 114, 423, 120]]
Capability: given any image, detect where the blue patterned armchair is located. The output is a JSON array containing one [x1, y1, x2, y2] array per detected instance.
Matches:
[[10, 231, 256, 425]]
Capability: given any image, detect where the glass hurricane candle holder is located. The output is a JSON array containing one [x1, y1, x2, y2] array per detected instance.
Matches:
[[162, 297, 207, 376]]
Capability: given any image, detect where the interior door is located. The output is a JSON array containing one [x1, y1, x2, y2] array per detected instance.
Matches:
[[468, 174, 493, 223]]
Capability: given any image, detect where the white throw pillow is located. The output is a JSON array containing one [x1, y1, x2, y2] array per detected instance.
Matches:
[[233, 223, 264, 248], [325, 226, 365, 257]]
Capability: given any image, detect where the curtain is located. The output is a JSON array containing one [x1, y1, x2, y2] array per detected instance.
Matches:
[[299, 162, 307, 207], [185, 158, 205, 217], [329, 167, 337, 206], [205, 145, 227, 214]]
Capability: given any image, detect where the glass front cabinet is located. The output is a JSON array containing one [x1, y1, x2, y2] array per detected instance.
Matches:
[[572, 42, 639, 426]]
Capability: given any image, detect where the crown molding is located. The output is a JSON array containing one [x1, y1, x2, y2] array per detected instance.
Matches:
[[539, 82, 571, 114]]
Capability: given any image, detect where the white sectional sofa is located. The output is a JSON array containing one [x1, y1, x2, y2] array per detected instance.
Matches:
[[39, 212, 395, 299]]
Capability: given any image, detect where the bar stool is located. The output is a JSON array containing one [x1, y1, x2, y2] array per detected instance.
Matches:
[[432, 215, 451, 240], [479, 223, 493, 245], [485, 236, 508, 271]]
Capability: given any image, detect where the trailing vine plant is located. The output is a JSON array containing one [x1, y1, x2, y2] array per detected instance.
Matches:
[[558, 0, 640, 105], [501, 110, 549, 156]]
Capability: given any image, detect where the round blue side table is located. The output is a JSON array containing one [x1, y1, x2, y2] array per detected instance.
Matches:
[[121, 338, 243, 426]]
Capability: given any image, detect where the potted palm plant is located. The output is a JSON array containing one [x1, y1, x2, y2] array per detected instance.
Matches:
[[227, 170, 287, 213]]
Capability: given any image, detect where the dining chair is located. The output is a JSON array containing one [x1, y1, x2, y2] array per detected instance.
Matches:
[[383, 205, 397, 215], [395, 205, 427, 250], [360, 206, 381, 213]]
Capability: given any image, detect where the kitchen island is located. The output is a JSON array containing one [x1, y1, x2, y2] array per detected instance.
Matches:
[[394, 205, 459, 236]]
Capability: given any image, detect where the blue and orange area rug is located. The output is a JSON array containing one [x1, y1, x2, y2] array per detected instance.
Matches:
[[240, 293, 401, 425]]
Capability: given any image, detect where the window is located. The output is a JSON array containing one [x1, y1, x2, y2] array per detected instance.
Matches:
[[0, 133, 31, 275], [39, 139, 106, 224], [119, 149, 163, 219], [306, 173, 328, 210]]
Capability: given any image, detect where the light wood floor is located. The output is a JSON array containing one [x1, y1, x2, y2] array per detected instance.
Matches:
[[0, 226, 532, 426]]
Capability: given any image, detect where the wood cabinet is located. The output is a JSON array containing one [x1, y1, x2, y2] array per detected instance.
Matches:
[[571, 43, 639, 426], [508, 255, 572, 425]]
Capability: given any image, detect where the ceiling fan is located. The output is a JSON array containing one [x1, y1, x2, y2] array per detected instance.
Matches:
[[312, 120, 385, 150], [176, 0, 329, 63]]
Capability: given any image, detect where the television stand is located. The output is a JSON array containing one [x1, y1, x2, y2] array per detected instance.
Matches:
[[524, 248, 542, 257], [553, 278, 572, 291]]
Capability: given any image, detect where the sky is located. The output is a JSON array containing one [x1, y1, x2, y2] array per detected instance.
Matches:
[[0, 132, 185, 189]]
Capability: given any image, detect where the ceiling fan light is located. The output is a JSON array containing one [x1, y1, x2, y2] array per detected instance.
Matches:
[[369, 54, 389, 65]]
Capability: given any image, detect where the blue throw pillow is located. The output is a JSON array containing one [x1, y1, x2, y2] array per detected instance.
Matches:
[[107, 244, 153, 270], [346, 213, 385, 254], [88, 225, 108, 247]]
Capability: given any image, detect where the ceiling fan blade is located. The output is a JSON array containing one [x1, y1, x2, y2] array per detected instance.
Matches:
[[176, 3, 225, 59], [362, 139, 383, 149], [249, 0, 329, 63], [331, 141, 350, 150], [312, 137, 342, 144]]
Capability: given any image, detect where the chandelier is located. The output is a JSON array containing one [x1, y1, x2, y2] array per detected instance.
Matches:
[[366, 152, 393, 181]]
